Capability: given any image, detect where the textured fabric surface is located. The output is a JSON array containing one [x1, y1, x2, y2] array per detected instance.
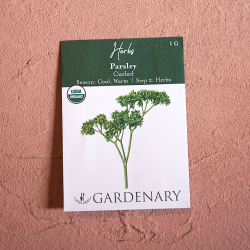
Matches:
[[0, 0, 249, 249]]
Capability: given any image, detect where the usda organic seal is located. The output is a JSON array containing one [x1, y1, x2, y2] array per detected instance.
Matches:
[[67, 85, 86, 104]]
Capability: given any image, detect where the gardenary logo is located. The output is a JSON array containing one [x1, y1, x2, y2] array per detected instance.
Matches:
[[67, 85, 86, 104], [74, 193, 91, 204]]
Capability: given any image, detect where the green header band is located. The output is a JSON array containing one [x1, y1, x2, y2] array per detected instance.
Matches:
[[61, 37, 185, 88]]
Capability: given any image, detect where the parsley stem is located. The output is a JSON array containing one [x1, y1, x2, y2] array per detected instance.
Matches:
[[124, 163, 128, 189]]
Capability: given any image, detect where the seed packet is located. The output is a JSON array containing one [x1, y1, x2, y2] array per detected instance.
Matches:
[[61, 37, 190, 211]]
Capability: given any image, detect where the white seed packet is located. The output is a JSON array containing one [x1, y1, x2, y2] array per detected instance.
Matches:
[[61, 37, 190, 211]]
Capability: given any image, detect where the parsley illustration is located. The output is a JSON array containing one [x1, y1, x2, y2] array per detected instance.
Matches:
[[81, 90, 171, 189]]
